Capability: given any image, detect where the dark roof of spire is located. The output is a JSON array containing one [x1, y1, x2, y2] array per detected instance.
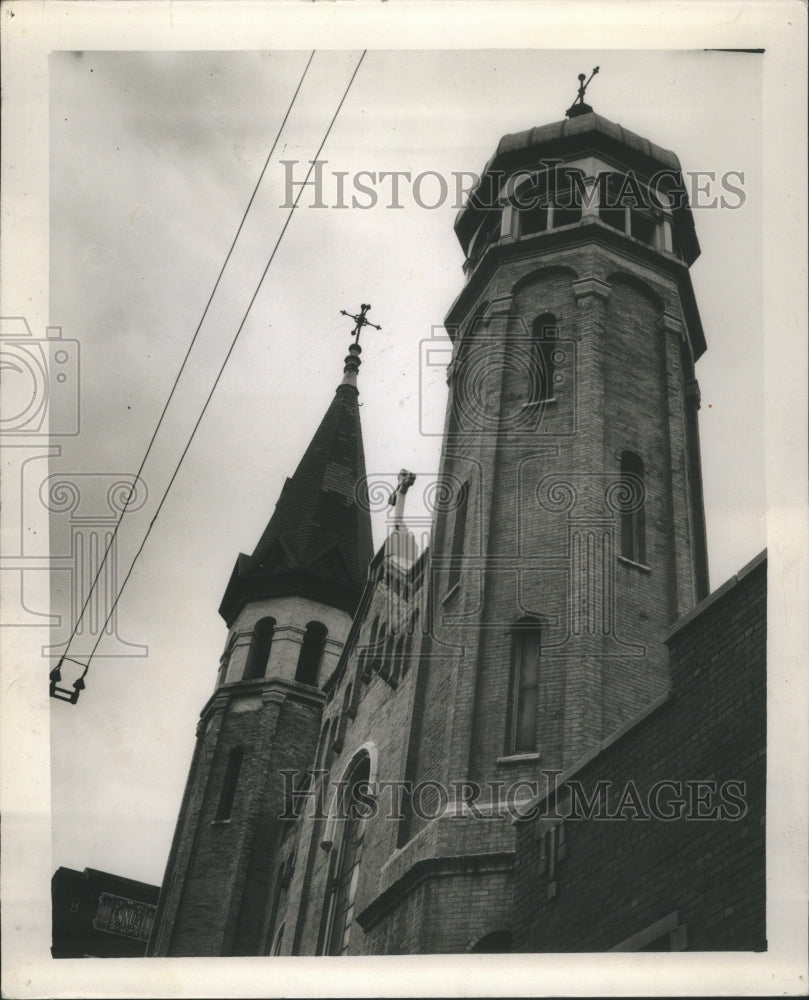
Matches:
[[218, 382, 373, 625]]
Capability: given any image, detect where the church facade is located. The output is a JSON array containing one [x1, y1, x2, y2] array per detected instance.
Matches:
[[147, 103, 766, 956]]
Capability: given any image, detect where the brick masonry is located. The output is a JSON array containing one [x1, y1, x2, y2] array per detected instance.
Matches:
[[512, 552, 766, 951], [147, 112, 764, 959]]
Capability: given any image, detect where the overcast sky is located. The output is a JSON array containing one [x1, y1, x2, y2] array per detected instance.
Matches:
[[42, 47, 767, 888]]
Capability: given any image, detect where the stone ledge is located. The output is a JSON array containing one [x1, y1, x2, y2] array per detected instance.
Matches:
[[662, 549, 767, 645], [356, 851, 514, 933]]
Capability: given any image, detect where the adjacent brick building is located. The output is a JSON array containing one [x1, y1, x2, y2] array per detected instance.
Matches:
[[145, 100, 766, 957], [52, 867, 159, 958], [512, 551, 766, 952]]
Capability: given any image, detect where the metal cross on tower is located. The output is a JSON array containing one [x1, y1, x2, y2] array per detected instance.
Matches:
[[388, 469, 417, 528], [340, 303, 382, 345], [565, 66, 600, 119]]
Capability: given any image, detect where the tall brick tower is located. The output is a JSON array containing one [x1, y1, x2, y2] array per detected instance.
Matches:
[[148, 337, 373, 956], [357, 104, 712, 950], [413, 105, 710, 786]]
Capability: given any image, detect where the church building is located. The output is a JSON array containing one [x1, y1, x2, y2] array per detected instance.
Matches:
[[147, 93, 766, 956]]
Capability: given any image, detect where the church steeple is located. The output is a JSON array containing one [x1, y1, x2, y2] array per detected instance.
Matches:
[[150, 313, 378, 957], [219, 319, 375, 626]]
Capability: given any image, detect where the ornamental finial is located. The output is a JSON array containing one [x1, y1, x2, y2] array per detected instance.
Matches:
[[339, 303, 382, 387], [565, 66, 599, 119]]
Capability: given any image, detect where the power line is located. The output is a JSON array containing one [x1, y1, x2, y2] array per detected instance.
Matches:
[[51, 50, 367, 704], [50, 51, 315, 704]]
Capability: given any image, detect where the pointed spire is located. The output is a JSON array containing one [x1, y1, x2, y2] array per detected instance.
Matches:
[[218, 316, 378, 625]]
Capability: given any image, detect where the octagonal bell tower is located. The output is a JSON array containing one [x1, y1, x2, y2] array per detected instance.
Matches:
[[403, 100, 710, 846]]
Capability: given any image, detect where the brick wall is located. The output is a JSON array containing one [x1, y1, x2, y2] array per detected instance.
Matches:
[[149, 678, 324, 956], [512, 552, 766, 951]]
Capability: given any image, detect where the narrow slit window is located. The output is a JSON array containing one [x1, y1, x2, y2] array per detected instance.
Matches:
[[447, 482, 470, 593], [391, 633, 406, 685], [336, 684, 354, 748], [508, 623, 541, 754], [296, 621, 328, 686], [363, 616, 380, 674], [619, 452, 646, 564], [215, 746, 244, 821], [531, 314, 558, 401], [243, 617, 275, 680]]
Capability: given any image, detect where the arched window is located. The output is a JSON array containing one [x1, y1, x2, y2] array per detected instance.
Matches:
[[322, 753, 373, 955], [531, 314, 558, 402], [508, 621, 541, 755], [296, 621, 328, 686], [243, 617, 275, 680], [215, 746, 244, 821], [619, 452, 646, 564]]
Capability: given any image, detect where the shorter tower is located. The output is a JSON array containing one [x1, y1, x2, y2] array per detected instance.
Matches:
[[149, 329, 373, 956]]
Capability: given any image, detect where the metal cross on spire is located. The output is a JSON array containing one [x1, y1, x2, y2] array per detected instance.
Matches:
[[340, 303, 381, 345], [339, 303, 382, 387], [565, 66, 600, 119]]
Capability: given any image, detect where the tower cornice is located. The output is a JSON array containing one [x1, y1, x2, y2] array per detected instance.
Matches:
[[198, 675, 327, 724], [444, 219, 706, 360]]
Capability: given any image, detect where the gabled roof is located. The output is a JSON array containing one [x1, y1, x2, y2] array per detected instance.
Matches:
[[219, 382, 373, 625]]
